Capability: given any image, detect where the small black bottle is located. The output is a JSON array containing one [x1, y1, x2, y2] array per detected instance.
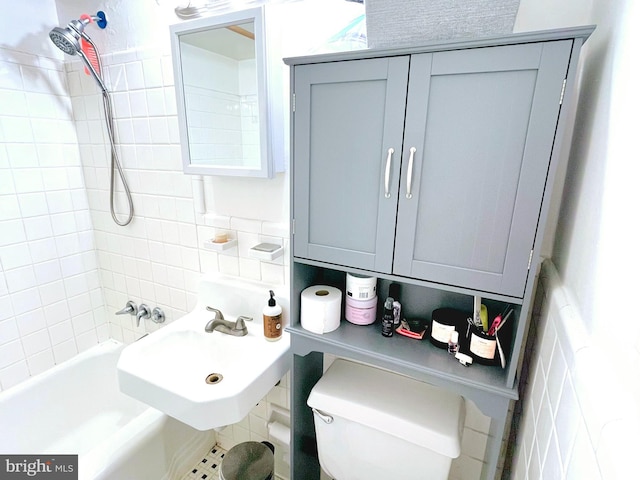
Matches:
[[388, 283, 402, 327], [381, 297, 395, 337]]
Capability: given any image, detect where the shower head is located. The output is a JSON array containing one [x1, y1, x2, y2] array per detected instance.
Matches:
[[49, 25, 81, 55], [49, 12, 109, 93]]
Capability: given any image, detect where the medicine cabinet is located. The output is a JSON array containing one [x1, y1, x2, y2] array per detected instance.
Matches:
[[170, 6, 284, 177]]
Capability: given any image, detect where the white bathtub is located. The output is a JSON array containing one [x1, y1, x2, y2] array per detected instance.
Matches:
[[0, 340, 216, 480]]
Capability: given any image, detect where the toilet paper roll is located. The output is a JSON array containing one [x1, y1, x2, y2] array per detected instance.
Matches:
[[300, 285, 342, 334], [267, 420, 290, 447]]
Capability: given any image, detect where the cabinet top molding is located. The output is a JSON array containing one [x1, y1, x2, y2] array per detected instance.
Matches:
[[284, 25, 595, 66]]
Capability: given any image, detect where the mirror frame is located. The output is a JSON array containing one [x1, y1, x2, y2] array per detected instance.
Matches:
[[170, 6, 274, 177]]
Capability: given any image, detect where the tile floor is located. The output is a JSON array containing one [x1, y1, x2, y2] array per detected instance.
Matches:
[[181, 444, 227, 480]]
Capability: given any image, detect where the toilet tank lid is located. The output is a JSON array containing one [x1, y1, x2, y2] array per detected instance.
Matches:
[[307, 359, 465, 458]]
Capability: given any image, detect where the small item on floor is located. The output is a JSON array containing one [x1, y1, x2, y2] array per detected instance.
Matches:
[[219, 441, 274, 480]]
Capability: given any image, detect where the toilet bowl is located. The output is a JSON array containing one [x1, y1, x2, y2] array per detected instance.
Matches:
[[307, 359, 465, 480]]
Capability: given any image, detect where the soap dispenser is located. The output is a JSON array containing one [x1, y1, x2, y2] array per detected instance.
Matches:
[[263, 290, 283, 341]]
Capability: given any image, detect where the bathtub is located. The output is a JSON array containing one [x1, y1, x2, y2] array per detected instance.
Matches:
[[0, 339, 216, 480]]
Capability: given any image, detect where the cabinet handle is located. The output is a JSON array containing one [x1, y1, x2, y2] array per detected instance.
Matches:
[[406, 147, 416, 199], [384, 147, 394, 198]]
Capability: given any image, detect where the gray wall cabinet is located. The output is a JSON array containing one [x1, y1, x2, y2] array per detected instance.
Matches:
[[286, 26, 594, 480], [293, 40, 573, 298]]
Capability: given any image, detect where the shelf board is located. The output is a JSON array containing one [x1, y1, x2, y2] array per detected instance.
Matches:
[[287, 321, 518, 401]]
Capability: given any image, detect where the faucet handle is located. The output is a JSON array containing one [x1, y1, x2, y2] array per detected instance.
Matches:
[[151, 307, 165, 324], [116, 301, 138, 316], [206, 306, 224, 320], [234, 316, 251, 333], [136, 304, 151, 327]]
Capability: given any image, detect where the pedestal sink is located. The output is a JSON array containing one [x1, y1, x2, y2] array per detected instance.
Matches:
[[117, 273, 290, 431]]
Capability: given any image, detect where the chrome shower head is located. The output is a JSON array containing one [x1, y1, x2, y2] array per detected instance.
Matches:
[[48, 14, 109, 93], [49, 26, 81, 55]]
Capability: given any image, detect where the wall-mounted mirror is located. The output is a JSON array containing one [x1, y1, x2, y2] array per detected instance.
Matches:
[[171, 7, 283, 177]]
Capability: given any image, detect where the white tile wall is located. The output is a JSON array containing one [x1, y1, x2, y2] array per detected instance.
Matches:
[[0, 46, 107, 391], [507, 260, 640, 479]]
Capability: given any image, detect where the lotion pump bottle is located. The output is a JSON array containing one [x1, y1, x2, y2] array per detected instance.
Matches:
[[263, 290, 282, 341]]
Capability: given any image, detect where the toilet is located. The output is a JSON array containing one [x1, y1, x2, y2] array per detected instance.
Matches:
[[307, 359, 465, 480]]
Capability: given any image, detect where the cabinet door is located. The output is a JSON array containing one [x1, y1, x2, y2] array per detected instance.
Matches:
[[394, 41, 572, 297], [293, 57, 409, 272]]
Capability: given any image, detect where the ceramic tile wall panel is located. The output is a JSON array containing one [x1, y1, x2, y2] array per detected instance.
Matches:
[[65, 46, 288, 344], [508, 260, 640, 479], [0, 46, 107, 391]]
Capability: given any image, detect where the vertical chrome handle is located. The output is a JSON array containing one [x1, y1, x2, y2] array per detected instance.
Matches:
[[384, 147, 394, 198], [406, 147, 416, 199]]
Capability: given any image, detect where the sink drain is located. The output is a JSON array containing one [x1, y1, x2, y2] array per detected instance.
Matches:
[[205, 373, 223, 385]]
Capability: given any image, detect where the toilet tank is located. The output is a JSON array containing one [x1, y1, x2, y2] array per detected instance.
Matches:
[[307, 359, 465, 480]]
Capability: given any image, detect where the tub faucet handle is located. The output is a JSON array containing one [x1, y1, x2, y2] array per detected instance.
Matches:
[[116, 301, 138, 316], [136, 304, 151, 327], [151, 307, 165, 324]]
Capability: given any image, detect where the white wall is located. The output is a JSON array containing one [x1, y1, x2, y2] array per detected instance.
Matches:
[[509, 0, 640, 478], [0, 0, 109, 390]]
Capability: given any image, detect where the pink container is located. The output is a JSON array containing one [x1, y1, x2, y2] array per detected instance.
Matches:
[[345, 296, 377, 325]]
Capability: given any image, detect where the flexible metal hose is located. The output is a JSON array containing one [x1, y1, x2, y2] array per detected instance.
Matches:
[[91, 41, 134, 226], [101, 89, 134, 226]]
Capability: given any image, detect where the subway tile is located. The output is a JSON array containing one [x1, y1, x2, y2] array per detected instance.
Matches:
[[260, 263, 285, 286], [142, 58, 164, 88], [33, 259, 62, 286], [129, 89, 149, 117], [146, 87, 165, 115], [0, 296, 14, 322], [18, 192, 49, 217], [29, 237, 58, 264], [0, 195, 20, 220], [239, 257, 261, 281], [0, 318, 19, 345], [0, 60, 23, 90], [10, 287, 41, 316], [0, 243, 33, 270], [52, 339, 78, 364], [4, 265, 36, 293], [12, 168, 44, 193], [24, 216, 54, 241], [75, 328, 98, 352], [230, 217, 262, 234], [39, 280, 66, 306], [44, 300, 71, 327], [0, 340, 24, 369], [0, 117, 33, 143], [0, 359, 30, 390], [6, 143, 38, 168], [149, 117, 170, 144], [15, 308, 46, 336], [46, 190, 74, 213], [125, 61, 145, 90], [43, 167, 70, 191], [132, 118, 152, 144], [21, 329, 52, 356], [0, 219, 26, 246], [169, 288, 187, 312]]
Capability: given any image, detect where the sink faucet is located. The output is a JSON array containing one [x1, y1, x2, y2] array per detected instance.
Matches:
[[204, 307, 251, 336]]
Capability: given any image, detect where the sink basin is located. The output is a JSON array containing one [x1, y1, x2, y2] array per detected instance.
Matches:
[[117, 273, 290, 431]]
